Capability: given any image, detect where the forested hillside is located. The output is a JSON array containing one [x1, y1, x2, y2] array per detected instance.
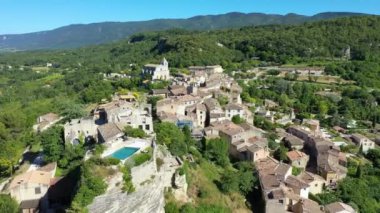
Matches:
[[1, 16, 380, 86], [0, 12, 369, 51]]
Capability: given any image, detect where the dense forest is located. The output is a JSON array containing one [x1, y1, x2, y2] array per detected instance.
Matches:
[[1, 16, 380, 85]]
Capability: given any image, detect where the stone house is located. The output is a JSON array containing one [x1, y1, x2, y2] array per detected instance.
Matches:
[[297, 171, 326, 195], [9, 163, 56, 212], [224, 103, 253, 123], [283, 134, 305, 150], [94, 100, 153, 134], [206, 120, 268, 162], [287, 150, 309, 169], [284, 175, 310, 199], [351, 133, 375, 154], [64, 117, 97, 145]]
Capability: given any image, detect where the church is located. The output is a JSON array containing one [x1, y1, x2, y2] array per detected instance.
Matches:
[[142, 58, 170, 80]]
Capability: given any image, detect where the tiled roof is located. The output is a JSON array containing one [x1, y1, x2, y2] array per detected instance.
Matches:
[[285, 175, 309, 189], [325, 202, 356, 213], [225, 103, 243, 110], [284, 134, 304, 146], [287, 150, 308, 161], [151, 89, 169, 94], [10, 170, 52, 189], [98, 123, 123, 141]]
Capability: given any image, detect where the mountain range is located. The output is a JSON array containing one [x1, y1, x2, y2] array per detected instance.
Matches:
[[0, 12, 371, 51]]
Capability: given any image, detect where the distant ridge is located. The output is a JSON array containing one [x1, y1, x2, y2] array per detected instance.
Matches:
[[0, 12, 371, 51]]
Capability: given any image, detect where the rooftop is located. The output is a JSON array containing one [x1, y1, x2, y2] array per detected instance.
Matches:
[[98, 123, 124, 142], [287, 150, 308, 161], [285, 175, 309, 189], [10, 170, 52, 189], [325, 202, 356, 213]]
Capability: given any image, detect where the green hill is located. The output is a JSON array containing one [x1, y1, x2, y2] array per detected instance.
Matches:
[[0, 12, 370, 51]]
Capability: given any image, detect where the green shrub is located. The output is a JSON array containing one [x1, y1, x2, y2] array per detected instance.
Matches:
[[132, 148, 152, 166], [0, 194, 19, 213], [106, 157, 121, 165], [292, 166, 302, 176], [124, 126, 147, 138], [156, 157, 164, 171], [121, 166, 135, 193]]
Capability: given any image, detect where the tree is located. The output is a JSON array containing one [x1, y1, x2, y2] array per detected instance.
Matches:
[[231, 115, 245, 124], [217, 95, 229, 106], [205, 138, 229, 167], [235, 161, 257, 195], [274, 144, 288, 162], [154, 122, 185, 146], [0, 159, 13, 177], [0, 194, 19, 213], [220, 169, 239, 193], [182, 125, 195, 146], [40, 126, 65, 162], [366, 149, 380, 168], [124, 126, 147, 138], [58, 100, 86, 119]]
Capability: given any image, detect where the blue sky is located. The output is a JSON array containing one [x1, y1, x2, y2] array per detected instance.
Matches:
[[1, 0, 379, 34]]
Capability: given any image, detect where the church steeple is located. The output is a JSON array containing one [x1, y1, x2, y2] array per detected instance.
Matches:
[[161, 58, 168, 67]]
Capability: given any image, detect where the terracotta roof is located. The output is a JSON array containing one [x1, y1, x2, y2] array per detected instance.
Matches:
[[294, 199, 324, 213], [325, 202, 356, 213], [98, 123, 123, 141], [287, 150, 308, 161], [225, 103, 243, 111], [10, 170, 52, 189], [170, 88, 187, 96], [38, 162, 57, 173], [210, 120, 244, 136], [298, 171, 325, 184], [285, 175, 309, 189]]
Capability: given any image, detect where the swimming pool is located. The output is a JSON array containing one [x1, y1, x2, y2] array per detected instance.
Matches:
[[110, 147, 139, 160]]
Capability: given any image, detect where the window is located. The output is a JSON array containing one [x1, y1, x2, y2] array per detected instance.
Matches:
[[279, 199, 283, 204], [35, 187, 41, 194], [315, 184, 318, 187], [145, 125, 150, 130]]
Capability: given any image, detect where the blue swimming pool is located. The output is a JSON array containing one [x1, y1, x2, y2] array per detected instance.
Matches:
[[110, 147, 139, 160]]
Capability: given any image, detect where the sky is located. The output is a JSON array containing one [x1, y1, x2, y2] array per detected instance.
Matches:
[[1, 0, 380, 34]]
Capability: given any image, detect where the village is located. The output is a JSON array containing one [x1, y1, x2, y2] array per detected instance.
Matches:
[[1, 58, 376, 213]]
